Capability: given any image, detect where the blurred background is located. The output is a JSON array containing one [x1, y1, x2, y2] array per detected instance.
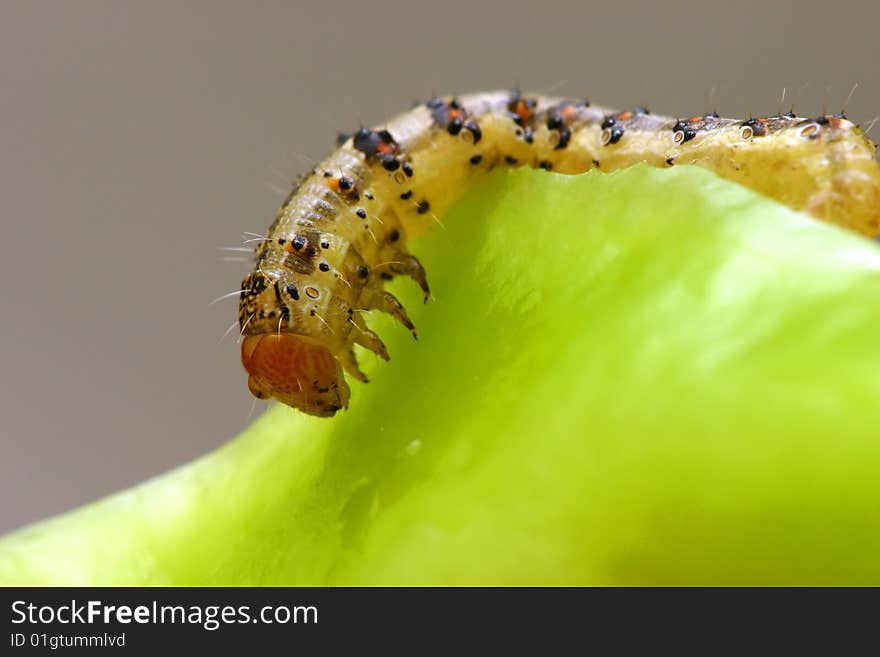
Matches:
[[1, 0, 878, 534]]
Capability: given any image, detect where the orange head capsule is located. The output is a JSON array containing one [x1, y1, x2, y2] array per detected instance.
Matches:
[[240, 333, 350, 417]]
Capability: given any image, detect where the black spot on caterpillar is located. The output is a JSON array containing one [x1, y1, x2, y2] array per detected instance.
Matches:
[[238, 89, 880, 416]]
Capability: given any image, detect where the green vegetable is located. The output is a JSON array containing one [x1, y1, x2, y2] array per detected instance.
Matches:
[[3, 164, 880, 585]]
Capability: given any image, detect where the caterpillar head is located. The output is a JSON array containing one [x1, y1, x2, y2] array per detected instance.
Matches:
[[240, 332, 350, 417], [238, 270, 349, 417]]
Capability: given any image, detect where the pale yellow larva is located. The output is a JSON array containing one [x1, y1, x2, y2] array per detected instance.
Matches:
[[238, 89, 880, 416]]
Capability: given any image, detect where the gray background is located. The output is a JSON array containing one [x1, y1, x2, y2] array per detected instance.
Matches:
[[2, 0, 878, 534]]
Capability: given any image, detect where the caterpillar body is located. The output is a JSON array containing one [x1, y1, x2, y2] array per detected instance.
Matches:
[[238, 89, 880, 416]]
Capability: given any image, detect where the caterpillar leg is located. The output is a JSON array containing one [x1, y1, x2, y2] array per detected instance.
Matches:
[[339, 348, 369, 383], [349, 313, 390, 360], [382, 253, 431, 301], [361, 289, 417, 338]]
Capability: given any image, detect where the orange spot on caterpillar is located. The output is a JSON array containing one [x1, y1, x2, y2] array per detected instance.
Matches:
[[327, 175, 357, 199], [512, 99, 532, 123]]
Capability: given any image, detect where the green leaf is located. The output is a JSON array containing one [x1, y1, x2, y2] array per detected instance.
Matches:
[[3, 164, 880, 585]]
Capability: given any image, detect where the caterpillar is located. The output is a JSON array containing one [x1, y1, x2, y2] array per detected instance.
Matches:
[[238, 89, 880, 416]]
